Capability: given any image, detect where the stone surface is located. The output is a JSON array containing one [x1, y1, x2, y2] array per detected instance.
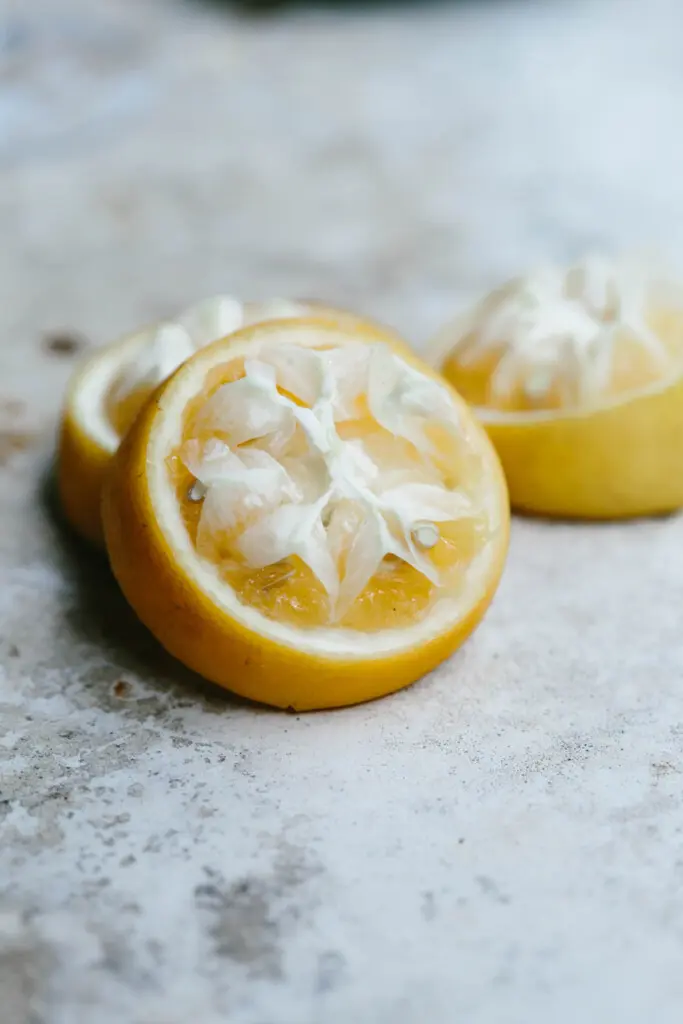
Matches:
[[3, 0, 683, 1021]]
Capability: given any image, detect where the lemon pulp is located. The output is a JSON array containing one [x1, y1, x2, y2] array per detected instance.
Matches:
[[103, 297, 322, 439], [439, 256, 683, 414], [166, 342, 493, 632]]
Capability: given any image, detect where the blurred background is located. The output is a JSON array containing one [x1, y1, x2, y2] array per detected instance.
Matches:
[[3, 0, 683, 361]]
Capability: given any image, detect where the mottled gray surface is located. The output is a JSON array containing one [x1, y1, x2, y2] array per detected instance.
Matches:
[[3, 0, 683, 1021]]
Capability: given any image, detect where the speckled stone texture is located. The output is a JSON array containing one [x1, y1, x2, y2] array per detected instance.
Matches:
[[3, 0, 683, 1021]]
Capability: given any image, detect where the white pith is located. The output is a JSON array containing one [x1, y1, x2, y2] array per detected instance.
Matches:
[[70, 296, 315, 450], [107, 296, 312, 425], [148, 323, 505, 657], [433, 255, 683, 410]]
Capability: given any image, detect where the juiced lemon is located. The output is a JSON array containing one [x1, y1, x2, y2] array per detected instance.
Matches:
[[58, 296, 391, 545], [431, 255, 683, 518], [102, 318, 509, 710]]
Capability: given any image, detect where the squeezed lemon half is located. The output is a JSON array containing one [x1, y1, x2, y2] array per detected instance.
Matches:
[[57, 295, 394, 545], [431, 255, 683, 518], [102, 318, 509, 710]]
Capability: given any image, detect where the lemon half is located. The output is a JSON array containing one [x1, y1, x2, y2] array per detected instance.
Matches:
[[102, 318, 509, 709], [431, 255, 683, 518]]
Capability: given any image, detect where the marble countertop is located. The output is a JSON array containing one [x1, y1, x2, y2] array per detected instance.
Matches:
[[3, 0, 683, 1021]]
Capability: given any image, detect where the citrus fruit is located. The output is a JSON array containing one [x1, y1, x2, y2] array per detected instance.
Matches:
[[430, 255, 683, 518], [102, 318, 509, 710], [57, 295, 391, 546]]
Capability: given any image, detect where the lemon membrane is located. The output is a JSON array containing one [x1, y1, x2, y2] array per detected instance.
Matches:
[[59, 296, 408, 548], [170, 339, 497, 631], [105, 295, 312, 438], [434, 255, 683, 414]]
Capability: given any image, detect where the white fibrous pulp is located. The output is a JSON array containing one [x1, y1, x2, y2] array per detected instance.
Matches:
[[450, 255, 681, 405], [108, 296, 311, 425], [181, 343, 477, 622]]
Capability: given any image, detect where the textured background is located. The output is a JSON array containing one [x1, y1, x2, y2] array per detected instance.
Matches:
[[3, 0, 683, 1021]]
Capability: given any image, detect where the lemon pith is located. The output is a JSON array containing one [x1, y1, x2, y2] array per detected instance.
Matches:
[[57, 296, 398, 546], [102, 319, 509, 710]]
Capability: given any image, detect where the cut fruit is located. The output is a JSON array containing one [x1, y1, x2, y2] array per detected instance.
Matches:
[[102, 318, 509, 710], [430, 254, 683, 518], [57, 295, 400, 546]]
